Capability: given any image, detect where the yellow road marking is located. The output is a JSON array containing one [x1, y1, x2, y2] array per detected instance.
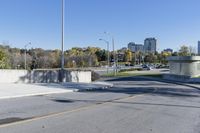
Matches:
[[0, 94, 143, 128]]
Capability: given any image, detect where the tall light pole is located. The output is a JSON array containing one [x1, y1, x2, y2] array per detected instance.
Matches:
[[99, 39, 110, 74], [104, 32, 117, 76], [61, 0, 65, 82], [24, 42, 31, 70]]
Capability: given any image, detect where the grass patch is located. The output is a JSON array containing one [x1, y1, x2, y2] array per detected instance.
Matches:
[[119, 68, 143, 72], [193, 76, 200, 78]]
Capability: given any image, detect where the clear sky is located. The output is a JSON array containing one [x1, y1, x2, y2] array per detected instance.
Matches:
[[0, 0, 200, 51]]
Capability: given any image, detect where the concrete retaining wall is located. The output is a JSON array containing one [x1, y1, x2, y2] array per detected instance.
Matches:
[[0, 70, 29, 83], [0, 69, 91, 83]]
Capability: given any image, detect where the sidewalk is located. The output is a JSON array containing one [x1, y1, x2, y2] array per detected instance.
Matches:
[[0, 82, 113, 99]]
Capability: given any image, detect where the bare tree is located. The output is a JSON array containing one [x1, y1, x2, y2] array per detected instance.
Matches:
[[189, 46, 197, 56]]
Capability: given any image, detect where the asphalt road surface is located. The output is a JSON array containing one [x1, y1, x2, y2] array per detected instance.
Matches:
[[0, 77, 199, 133]]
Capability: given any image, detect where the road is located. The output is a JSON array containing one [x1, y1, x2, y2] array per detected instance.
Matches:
[[0, 77, 199, 133]]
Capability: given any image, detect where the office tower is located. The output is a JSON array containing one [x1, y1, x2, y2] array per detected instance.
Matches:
[[144, 38, 157, 53]]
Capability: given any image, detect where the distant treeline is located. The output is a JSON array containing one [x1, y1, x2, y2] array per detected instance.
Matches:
[[0, 45, 110, 69], [0, 44, 196, 69]]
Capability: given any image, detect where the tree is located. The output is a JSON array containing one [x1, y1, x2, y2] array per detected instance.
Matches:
[[189, 46, 197, 56], [160, 51, 171, 64], [64, 47, 100, 68], [172, 52, 178, 56], [178, 45, 190, 56], [144, 53, 157, 63], [137, 51, 143, 64], [0, 49, 9, 69], [0, 44, 119, 69], [124, 49, 132, 62], [95, 49, 107, 61]]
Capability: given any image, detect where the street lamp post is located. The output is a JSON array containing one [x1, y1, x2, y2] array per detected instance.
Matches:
[[61, 0, 65, 82], [99, 39, 110, 74], [104, 32, 117, 76], [24, 42, 31, 70]]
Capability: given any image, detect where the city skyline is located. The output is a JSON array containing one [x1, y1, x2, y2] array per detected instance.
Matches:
[[0, 0, 200, 51], [128, 38, 157, 53]]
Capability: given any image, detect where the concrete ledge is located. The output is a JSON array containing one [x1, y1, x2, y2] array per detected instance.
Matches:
[[163, 74, 200, 83], [0, 69, 92, 83]]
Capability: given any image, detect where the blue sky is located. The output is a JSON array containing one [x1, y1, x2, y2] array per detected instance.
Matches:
[[0, 0, 200, 51]]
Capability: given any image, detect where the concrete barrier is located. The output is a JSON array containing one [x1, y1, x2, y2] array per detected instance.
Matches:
[[164, 56, 200, 83], [167, 56, 200, 77], [0, 69, 91, 83]]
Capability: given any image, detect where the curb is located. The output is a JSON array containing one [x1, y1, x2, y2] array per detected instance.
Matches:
[[72, 82, 114, 92], [0, 90, 73, 100]]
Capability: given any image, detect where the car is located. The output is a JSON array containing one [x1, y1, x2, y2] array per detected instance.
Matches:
[[142, 65, 153, 70]]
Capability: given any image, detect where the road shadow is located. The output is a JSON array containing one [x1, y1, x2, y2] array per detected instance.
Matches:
[[49, 76, 200, 109], [91, 87, 200, 98], [104, 77, 156, 82], [52, 99, 74, 103], [103, 76, 200, 90], [91, 76, 200, 98], [0, 117, 30, 125], [48, 76, 200, 110], [50, 91, 200, 109], [53, 98, 200, 109]]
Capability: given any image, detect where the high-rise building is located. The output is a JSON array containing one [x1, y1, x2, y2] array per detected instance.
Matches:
[[128, 42, 144, 52], [144, 38, 157, 53], [128, 42, 136, 52], [198, 41, 200, 55]]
